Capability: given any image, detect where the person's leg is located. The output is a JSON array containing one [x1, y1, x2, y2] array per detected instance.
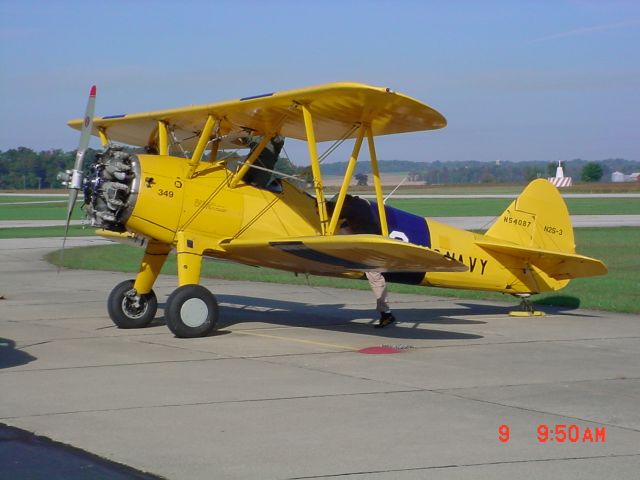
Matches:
[[365, 272, 395, 328], [366, 271, 388, 312]]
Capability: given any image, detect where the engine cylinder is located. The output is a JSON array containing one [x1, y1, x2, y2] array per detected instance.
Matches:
[[83, 147, 140, 231]]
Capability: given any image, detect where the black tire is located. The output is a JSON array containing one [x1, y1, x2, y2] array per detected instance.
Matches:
[[107, 279, 157, 329], [165, 284, 219, 338]]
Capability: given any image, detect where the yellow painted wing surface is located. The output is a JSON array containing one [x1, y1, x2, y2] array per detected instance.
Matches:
[[68, 82, 446, 149], [213, 234, 466, 276]]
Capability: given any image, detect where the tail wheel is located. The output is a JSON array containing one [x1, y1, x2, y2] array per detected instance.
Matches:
[[107, 279, 157, 328], [165, 284, 219, 338]]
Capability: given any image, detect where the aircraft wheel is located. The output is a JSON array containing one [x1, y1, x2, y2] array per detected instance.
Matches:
[[165, 284, 219, 338], [107, 279, 157, 329]]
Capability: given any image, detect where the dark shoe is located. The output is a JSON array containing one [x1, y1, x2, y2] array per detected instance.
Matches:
[[375, 312, 396, 328]]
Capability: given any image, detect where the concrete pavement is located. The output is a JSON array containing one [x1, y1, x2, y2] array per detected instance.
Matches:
[[1, 238, 639, 479]]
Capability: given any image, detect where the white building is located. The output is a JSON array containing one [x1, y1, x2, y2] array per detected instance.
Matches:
[[611, 171, 640, 182]]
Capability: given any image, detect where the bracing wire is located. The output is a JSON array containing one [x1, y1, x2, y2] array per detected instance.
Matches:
[[168, 125, 189, 158], [318, 123, 359, 163]]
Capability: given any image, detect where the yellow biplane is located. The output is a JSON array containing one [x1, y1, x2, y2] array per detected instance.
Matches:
[[64, 82, 607, 337]]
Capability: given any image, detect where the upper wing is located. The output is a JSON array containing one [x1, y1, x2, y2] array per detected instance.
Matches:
[[68, 82, 446, 149], [212, 234, 467, 276]]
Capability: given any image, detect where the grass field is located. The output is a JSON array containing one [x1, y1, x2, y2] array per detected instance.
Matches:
[[339, 181, 640, 195], [0, 195, 65, 204], [45, 227, 639, 314], [0, 201, 82, 221], [1, 195, 638, 223], [0, 225, 95, 239], [387, 197, 640, 216]]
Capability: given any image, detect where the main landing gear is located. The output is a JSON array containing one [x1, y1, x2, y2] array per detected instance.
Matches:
[[106, 237, 219, 338], [107, 281, 219, 337], [107, 279, 158, 328], [164, 284, 219, 338]]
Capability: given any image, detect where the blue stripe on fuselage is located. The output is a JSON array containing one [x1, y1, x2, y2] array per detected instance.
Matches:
[[370, 201, 431, 247]]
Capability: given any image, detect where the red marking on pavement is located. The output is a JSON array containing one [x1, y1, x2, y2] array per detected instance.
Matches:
[[358, 346, 402, 354]]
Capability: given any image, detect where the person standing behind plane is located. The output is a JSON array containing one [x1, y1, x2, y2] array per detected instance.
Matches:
[[329, 195, 396, 328]]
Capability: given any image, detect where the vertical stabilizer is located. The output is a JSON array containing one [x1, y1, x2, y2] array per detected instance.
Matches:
[[485, 179, 575, 254]]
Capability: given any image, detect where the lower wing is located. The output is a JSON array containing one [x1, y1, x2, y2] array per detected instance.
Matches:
[[213, 234, 467, 276]]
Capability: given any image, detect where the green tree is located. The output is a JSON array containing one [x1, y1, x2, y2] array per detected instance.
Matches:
[[581, 162, 603, 182], [524, 166, 543, 181], [479, 172, 496, 183]]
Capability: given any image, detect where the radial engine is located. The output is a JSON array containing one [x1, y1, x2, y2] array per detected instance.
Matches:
[[82, 147, 140, 231]]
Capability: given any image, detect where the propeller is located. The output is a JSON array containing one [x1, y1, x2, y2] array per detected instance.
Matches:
[[60, 85, 97, 269]]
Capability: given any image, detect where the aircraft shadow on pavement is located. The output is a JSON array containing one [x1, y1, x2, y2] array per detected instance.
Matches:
[[143, 295, 591, 339], [204, 294, 493, 340], [0, 338, 36, 369]]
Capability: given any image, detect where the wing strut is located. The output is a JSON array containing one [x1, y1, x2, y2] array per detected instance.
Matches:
[[98, 127, 110, 147], [367, 125, 389, 236], [301, 104, 329, 235], [187, 115, 217, 178], [157, 121, 169, 155], [229, 135, 273, 188], [327, 124, 365, 235], [322, 123, 389, 238]]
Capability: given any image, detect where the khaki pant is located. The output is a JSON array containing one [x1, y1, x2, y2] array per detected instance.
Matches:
[[365, 271, 389, 312]]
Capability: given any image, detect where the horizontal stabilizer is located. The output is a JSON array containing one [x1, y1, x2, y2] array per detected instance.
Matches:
[[476, 239, 607, 280], [215, 234, 467, 275]]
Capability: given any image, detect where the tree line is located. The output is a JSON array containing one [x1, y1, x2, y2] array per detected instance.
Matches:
[[319, 158, 638, 184], [1, 146, 638, 190], [0, 147, 100, 190]]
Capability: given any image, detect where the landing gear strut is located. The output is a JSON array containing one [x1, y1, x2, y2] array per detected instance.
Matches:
[[106, 233, 219, 337]]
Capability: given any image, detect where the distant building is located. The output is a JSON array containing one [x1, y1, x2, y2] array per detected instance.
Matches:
[[611, 171, 640, 182], [548, 160, 572, 187]]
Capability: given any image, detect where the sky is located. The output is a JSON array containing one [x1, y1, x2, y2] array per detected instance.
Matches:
[[1, 0, 638, 164]]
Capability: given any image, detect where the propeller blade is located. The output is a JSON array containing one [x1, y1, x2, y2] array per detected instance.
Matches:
[[67, 85, 96, 210], [60, 85, 96, 269]]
